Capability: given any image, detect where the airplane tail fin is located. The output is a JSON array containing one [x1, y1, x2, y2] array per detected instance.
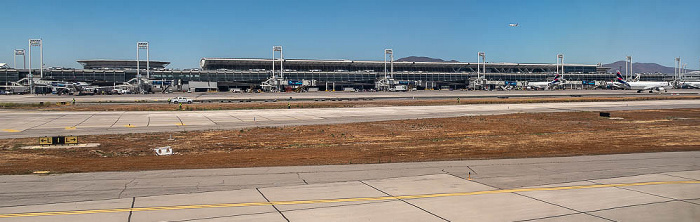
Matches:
[[616, 71, 631, 87], [549, 74, 561, 84]]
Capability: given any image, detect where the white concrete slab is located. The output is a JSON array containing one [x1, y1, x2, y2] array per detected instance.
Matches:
[[119, 173, 304, 198], [177, 113, 216, 126], [525, 181, 597, 188], [364, 174, 495, 195], [590, 201, 700, 222], [229, 114, 267, 122], [258, 180, 445, 221], [204, 113, 244, 123], [527, 213, 610, 222], [33, 115, 91, 129], [519, 185, 669, 212], [624, 183, 700, 200], [260, 115, 298, 121], [665, 170, 700, 180], [114, 114, 149, 127], [258, 181, 387, 211], [0, 198, 131, 222], [592, 173, 700, 200], [77, 114, 121, 128], [131, 188, 279, 222], [299, 168, 440, 184], [148, 114, 181, 126], [685, 199, 700, 205], [183, 212, 286, 221], [1, 116, 54, 131], [591, 173, 688, 184], [405, 192, 575, 222], [281, 200, 444, 222]]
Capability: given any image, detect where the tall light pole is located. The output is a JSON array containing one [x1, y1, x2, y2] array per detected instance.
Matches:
[[14, 49, 25, 69], [556, 55, 559, 75], [625, 56, 632, 80], [557, 54, 564, 76], [28, 39, 42, 94], [557, 54, 564, 78], [478, 52, 485, 79], [384, 49, 393, 79], [137, 42, 149, 93], [675, 57, 681, 81], [272, 46, 283, 91], [273, 46, 283, 79]]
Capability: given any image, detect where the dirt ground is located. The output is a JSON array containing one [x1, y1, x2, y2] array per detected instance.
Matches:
[[0, 108, 698, 175], [1, 95, 698, 111]]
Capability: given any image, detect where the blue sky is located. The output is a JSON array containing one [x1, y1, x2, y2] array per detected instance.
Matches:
[[1, 0, 698, 69]]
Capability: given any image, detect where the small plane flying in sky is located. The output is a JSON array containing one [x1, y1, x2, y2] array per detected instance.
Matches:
[[509, 23, 519, 27]]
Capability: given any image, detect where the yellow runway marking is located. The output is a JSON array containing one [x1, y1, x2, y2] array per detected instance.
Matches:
[[1, 129, 20, 132], [0, 180, 697, 218], [64, 126, 77, 130], [124, 124, 136, 128], [176, 123, 185, 126]]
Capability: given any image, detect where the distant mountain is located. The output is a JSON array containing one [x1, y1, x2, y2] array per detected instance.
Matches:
[[397, 56, 459, 63], [602, 61, 690, 75]]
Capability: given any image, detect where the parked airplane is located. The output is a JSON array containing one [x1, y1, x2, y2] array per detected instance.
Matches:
[[527, 73, 561, 90], [679, 81, 700, 89], [613, 71, 670, 93]]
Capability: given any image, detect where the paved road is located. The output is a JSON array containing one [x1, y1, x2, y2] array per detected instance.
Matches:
[[1, 99, 699, 139], [0, 151, 698, 221], [1, 89, 698, 103]]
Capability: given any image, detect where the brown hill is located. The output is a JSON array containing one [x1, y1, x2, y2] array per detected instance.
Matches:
[[396, 56, 459, 63]]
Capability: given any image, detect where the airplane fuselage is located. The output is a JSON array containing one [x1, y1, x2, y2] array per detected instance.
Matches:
[[680, 81, 700, 89], [614, 81, 670, 91]]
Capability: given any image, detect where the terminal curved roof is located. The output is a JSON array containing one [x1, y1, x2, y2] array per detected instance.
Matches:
[[199, 58, 607, 73], [77, 60, 170, 69]]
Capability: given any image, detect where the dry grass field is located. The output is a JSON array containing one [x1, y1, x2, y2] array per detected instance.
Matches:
[[0, 108, 698, 174]]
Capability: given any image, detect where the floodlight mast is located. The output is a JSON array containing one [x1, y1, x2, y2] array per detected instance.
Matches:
[[557, 54, 564, 79], [557, 54, 563, 76], [14, 49, 26, 69], [625, 56, 632, 80], [273, 46, 283, 91], [384, 49, 393, 79], [28, 39, 42, 94], [675, 58, 684, 81], [272, 48, 275, 80], [137, 42, 149, 93], [273, 46, 283, 79], [478, 52, 485, 79], [675, 57, 681, 81], [476, 52, 481, 78]]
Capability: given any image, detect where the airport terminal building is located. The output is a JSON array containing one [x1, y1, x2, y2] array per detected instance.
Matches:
[[1, 57, 671, 92], [200, 58, 603, 73], [77, 60, 170, 70]]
